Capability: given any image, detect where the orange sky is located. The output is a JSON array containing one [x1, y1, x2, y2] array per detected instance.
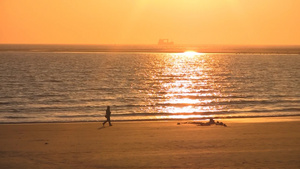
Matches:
[[1, 0, 300, 45]]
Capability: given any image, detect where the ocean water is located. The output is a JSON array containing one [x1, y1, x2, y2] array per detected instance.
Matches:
[[0, 45, 300, 123]]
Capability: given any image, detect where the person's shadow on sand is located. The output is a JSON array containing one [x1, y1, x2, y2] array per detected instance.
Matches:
[[98, 126, 105, 130], [98, 125, 112, 130]]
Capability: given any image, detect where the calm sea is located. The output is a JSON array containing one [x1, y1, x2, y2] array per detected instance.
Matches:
[[0, 45, 300, 123]]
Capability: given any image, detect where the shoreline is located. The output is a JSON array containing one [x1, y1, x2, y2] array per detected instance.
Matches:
[[1, 115, 300, 125]]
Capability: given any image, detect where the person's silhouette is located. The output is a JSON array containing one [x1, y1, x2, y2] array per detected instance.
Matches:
[[103, 106, 112, 126]]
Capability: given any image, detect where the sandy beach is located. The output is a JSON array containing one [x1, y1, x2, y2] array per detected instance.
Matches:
[[0, 117, 299, 169]]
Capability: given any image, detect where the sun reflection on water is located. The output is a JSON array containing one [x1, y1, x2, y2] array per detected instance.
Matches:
[[183, 51, 206, 57], [154, 52, 221, 119]]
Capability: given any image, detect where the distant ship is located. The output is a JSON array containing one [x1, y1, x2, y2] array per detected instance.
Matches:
[[158, 39, 174, 45]]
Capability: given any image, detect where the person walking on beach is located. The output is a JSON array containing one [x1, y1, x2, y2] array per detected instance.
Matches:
[[103, 106, 112, 126]]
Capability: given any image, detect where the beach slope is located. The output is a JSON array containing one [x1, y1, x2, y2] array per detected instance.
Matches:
[[0, 117, 300, 169]]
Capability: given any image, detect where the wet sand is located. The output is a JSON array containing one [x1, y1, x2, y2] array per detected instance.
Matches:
[[0, 117, 299, 169]]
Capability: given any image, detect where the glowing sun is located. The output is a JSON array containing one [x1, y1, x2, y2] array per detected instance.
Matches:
[[183, 51, 203, 57]]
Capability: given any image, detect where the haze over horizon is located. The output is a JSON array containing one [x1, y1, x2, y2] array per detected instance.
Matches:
[[1, 0, 300, 46]]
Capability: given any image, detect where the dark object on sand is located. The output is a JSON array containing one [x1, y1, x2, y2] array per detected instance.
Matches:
[[216, 121, 227, 127], [198, 123, 211, 126], [208, 118, 215, 124], [180, 118, 228, 127]]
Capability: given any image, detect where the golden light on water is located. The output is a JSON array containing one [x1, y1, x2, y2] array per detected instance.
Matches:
[[156, 52, 220, 119], [183, 51, 198, 57], [155, 114, 214, 120], [183, 51, 204, 57]]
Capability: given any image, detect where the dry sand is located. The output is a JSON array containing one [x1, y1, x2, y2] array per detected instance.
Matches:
[[0, 117, 299, 169]]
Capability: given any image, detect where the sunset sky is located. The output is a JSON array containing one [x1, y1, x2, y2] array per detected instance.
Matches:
[[1, 0, 300, 45]]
